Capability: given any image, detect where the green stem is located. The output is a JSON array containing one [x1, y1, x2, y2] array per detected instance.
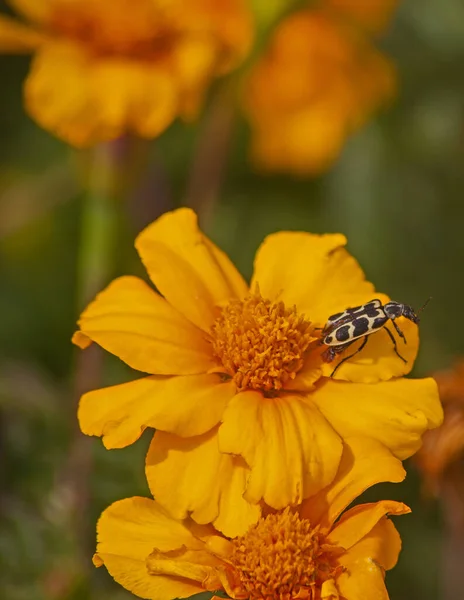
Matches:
[[77, 142, 119, 306]]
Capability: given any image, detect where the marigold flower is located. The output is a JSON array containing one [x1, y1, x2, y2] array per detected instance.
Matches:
[[73, 207, 442, 537], [0, 0, 253, 146], [93, 438, 410, 600], [243, 9, 396, 175], [416, 361, 464, 491], [324, 0, 399, 34]]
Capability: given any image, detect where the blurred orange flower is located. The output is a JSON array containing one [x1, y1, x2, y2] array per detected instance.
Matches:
[[0, 0, 253, 146], [93, 438, 410, 600], [324, 0, 400, 34], [73, 208, 442, 537], [244, 8, 396, 175], [416, 361, 464, 491]]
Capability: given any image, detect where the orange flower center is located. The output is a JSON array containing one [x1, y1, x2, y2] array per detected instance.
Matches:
[[226, 508, 344, 600], [50, 1, 180, 59], [211, 292, 313, 392]]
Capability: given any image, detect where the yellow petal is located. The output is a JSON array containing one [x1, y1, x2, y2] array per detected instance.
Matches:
[[327, 500, 410, 551], [25, 41, 177, 146], [300, 437, 405, 532], [0, 15, 44, 52], [251, 231, 375, 326], [341, 517, 402, 573], [95, 497, 210, 600], [321, 293, 420, 383], [135, 208, 248, 332], [321, 578, 340, 600], [218, 391, 343, 507], [336, 519, 403, 600], [78, 374, 235, 449], [313, 377, 443, 460], [8, 0, 54, 23], [145, 428, 261, 538], [74, 275, 215, 375], [146, 548, 222, 590]]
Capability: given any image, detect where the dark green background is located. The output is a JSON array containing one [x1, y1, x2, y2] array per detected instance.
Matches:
[[1, 1, 463, 599]]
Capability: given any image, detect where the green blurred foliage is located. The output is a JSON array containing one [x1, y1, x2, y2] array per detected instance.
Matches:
[[2, 1, 464, 599]]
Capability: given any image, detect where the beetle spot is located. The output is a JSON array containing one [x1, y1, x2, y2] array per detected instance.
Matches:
[[352, 317, 369, 337], [364, 304, 382, 318], [325, 335, 333, 343], [328, 311, 343, 322], [335, 325, 350, 342], [372, 316, 387, 329]]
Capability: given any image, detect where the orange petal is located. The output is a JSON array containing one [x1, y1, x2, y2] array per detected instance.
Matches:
[[336, 519, 403, 600], [313, 377, 443, 460], [300, 437, 405, 532], [218, 391, 343, 507], [25, 42, 177, 146], [95, 496, 210, 599], [327, 500, 410, 551], [251, 232, 375, 326], [135, 208, 248, 332], [321, 293, 420, 383], [145, 428, 261, 538], [340, 517, 402, 573], [9, 0, 54, 23], [0, 15, 44, 52], [78, 374, 235, 449], [74, 275, 215, 375]]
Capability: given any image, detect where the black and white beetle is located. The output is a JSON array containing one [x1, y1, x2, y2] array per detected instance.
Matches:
[[320, 298, 431, 376]]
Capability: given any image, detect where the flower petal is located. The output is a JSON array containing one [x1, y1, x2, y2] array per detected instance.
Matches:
[[78, 374, 235, 449], [25, 42, 177, 146], [145, 428, 261, 538], [74, 275, 215, 375], [9, 0, 54, 23], [135, 208, 248, 332], [218, 391, 343, 507], [95, 496, 210, 600], [341, 518, 403, 573], [0, 15, 44, 52], [335, 519, 403, 600], [313, 377, 443, 460], [327, 501, 410, 551], [300, 437, 405, 532], [251, 232, 375, 326]]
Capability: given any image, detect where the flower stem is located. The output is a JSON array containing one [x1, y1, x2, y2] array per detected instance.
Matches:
[[184, 85, 236, 229]]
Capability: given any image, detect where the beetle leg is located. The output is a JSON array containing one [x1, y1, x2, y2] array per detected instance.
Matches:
[[330, 337, 368, 377], [391, 320, 407, 344], [383, 326, 407, 363]]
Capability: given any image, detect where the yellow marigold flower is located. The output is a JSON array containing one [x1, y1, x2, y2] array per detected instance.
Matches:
[[416, 361, 464, 491], [93, 438, 410, 600], [243, 9, 396, 175], [73, 208, 442, 537], [0, 0, 253, 146]]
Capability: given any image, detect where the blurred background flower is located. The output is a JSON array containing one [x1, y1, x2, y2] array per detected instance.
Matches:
[[2, 0, 464, 599], [0, 0, 253, 146], [243, 2, 396, 175]]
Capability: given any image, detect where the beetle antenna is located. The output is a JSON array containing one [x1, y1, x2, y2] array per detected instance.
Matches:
[[417, 297, 432, 315]]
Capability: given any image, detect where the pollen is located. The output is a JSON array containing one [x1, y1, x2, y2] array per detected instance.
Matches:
[[211, 291, 314, 392], [226, 508, 344, 600]]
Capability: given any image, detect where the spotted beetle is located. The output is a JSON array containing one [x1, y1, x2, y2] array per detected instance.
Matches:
[[320, 298, 431, 376]]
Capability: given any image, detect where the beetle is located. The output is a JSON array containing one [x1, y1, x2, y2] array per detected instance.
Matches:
[[320, 298, 431, 376]]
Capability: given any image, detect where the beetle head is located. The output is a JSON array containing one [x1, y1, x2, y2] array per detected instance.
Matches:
[[384, 301, 407, 320]]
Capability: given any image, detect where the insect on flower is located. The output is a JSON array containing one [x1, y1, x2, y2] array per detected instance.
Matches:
[[320, 298, 431, 376]]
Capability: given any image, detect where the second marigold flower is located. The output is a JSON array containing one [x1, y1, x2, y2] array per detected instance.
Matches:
[[74, 208, 442, 537]]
